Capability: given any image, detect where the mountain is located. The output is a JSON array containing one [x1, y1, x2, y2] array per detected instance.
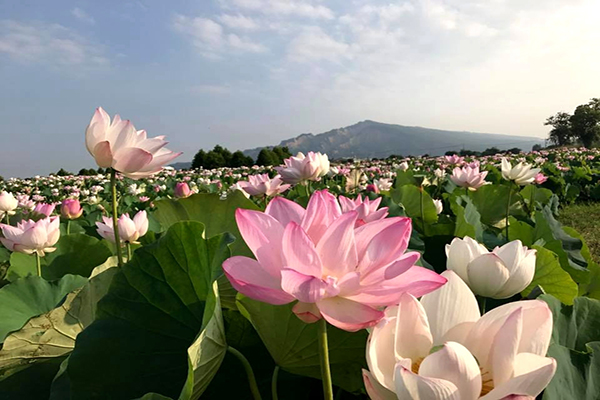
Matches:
[[243, 120, 544, 160]]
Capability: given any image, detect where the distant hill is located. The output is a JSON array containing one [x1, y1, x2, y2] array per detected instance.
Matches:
[[172, 120, 545, 169], [243, 120, 544, 161]]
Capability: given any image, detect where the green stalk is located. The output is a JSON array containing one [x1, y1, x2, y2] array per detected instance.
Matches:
[[420, 186, 428, 236], [126, 242, 132, 262], [272, 366, 280, 400], [4, 213, 9, 225], [529, 186, 535, 218], [35, 253, 42, 277], [477, 296, 487, 314], [110, 169, 124, 267], [227, 346, 262, 400], [66, 220, 71, 235], [318, 319, 334, 400], [505, 185, 513, 241]]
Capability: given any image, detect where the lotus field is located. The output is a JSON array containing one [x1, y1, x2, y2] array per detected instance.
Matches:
[[0, 108, 599, 400]]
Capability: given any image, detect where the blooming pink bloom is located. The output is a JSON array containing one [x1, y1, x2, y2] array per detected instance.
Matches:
[[236, 174, 291, 197], [365, 184, 379, 193], [223, 190, 446, 331], [534, 173, 547, 185], [0, 217, 60, 256], [339, 195, 389, 227], [85, 107, 182, 179], [174, 182, 192, 198], [16, 194, 35, 212], [139, 196, 150, 202], [275, 152, 330, 184], [61, 199, 83, 220], [96, 211, 148, 244], [33, 203, 56, 217], [444, 154, 465, 165], [450, 166, 489, 190]]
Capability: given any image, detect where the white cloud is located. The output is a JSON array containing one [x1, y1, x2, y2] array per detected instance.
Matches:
[[288, 26, 349, 62], [172, 14, 267, 58], [71, 7, 95, 25], [220, 0, 334, 19], [218, 14, 260, 30], [0, 20, 108, 68], [190, 84, 232, 94]]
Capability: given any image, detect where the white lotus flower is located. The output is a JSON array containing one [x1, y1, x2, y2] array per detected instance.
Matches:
[[363, 271, 482, 399], [446, 237, 536, 299], [0, 191, 18, 219], [501, 158, 541, 186], [465, 300, 556, 399], [433, 199, 443, 214]]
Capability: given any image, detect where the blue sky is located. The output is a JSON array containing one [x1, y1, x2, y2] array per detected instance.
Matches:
[[1, 0, 599, 178]]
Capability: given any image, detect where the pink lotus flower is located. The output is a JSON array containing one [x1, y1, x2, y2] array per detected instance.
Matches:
[[85, 107, 182, 179], [534, 173, 547, 185], [96, 210, 148, 244], [222, 190, 446, 331], [33, 203, 56, 217], [445, 154, 465, 165], [0, 217, 60, 256], [236, 174, 291, 197], [174, 182, 192, 198], [61, 199, 83, 220], [450, 165, 489, 190], [275, 152, 330, 184], [339, 195, 389, 227]]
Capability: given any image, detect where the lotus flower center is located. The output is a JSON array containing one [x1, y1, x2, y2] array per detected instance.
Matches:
[[480, 368, 494, 395], [411, 358, 424, 374]]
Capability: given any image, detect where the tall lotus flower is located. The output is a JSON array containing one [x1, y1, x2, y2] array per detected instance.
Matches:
[[373, 178, 393, 192], [534, 173, 547, 185], [96, 211, 148, 244], [433, 199, 443, 214], [61, 199, 83, 219], [85, 107, 182, 179], [363, 271, 482, 399], [174, 182, 192, 198], [339, 195, 388, 227], [501, 158, 541, 186], [0, 192, 18, 219], [445, 154, 465, 165], [222, 190, 446, 331], [236, 174, 290, 197], [0, 217, 60, 256], [275, 152, 329, 184], [397, 161, 409, 171], [446, 237, 536, 299], [450, 165, 489, 190], [464, 300, 556, 399]]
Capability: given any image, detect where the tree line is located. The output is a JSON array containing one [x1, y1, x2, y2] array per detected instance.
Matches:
[[546, 98, 600, 148], [191, 145, 292, 169]]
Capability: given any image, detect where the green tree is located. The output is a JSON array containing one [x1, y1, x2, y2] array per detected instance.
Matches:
[[203, 151, 226, 169], [570, 101, 600, 148], [55, 168, 73, 176], [256, 148, 278, 166], [272, 146, 292, 163], [192, 149, 207, 169], [230, 151, 254, 167], [545, 112, 574, 146]]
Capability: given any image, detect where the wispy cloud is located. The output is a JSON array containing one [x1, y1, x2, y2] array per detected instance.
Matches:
[[219, 0, 334, 19], [71, 7, 95, 25], [0, 20, 108, 69], [190, 84, 232, 94], [172, 14, 268, 59]]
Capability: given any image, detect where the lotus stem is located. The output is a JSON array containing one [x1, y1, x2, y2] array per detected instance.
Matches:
[[477, 296, 487, 314], [4, 213, 9, 225], [272, 365, 280, 400], [420, 185, 427, 236], [505, 185, 512, 241], [227, 346, 262, 400], [35, 253, 42, 277], [529, 186, 535, 218], [110, 169, 124, 267], [318, 318, 334, 400], [66, 220, 71, 235], [126, 242, 132, 262]]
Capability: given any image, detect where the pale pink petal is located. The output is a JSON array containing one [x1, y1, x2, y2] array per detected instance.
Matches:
[[394, 365, 460, 400], [316, 296, 384, 332], [281, 222, 322, 277], [113, 147, 153, 174], [281, 269, 336, 303], [93, 141, 114, 168], [316, 211, 358, 277], [357, 217, 412, 275], [292, 302, 322, 323], [418, 342, 482, 400], [362, 370, 397, 400], [394, 294, 433, 361], [492, 308, 523, 386], [366, 316, 398, 391], [301, 190, 342, 243], [265, 197, 306, 227], [420, 270, 480, 345], [223, 256, 294, 305], [355, 217, 405, 259]]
